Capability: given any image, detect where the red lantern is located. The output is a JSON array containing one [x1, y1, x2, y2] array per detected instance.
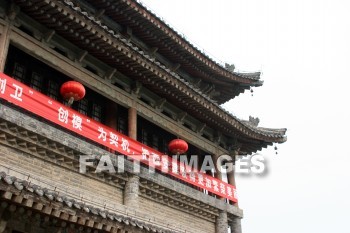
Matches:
[[168, 139, 188, 155], [60, 81, 86, 106]]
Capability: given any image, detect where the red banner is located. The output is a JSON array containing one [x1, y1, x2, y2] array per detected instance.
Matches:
[[0, 73, 237, 202]]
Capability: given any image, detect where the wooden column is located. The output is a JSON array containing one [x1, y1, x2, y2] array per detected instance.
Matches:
[[0, 23, 11, 72], [227, 150, 239, 206], [227, 168, 237, 206], [213, 154, 224, 200], [0, 4, 18, 72], [128, 107, 137, 139], [124, 104, 139, 208]]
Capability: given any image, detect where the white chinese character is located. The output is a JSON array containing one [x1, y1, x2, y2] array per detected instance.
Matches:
[[0, 78, 6, 94], [205, 177, 212, 188], [58, 107, 69, 124], [142, 147, 150, 160], [109, 132, 119, 147], [72, 114, 82, 131], [152, 153, 160, 166], [220, 183, 226, 194], [98, 127, 107, 141], [10, 84, 23, 101], [121, 138, 130, 152], [189, 172, 196, 182], [227, 186, 233, 197], [212, 180, 219, 192], [198, 174, 204, 185]]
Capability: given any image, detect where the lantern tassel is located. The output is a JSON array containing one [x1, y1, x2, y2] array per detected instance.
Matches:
[[68, 97, 74, 106]]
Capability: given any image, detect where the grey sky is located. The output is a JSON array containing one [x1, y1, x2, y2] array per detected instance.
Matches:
[[140, 1, 350, 232]]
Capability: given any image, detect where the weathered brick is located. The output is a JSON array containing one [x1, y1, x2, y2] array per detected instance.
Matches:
[[139, 196, 215, 232]]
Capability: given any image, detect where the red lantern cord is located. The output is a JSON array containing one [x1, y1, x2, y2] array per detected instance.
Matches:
[[60, 81, 86, 106]]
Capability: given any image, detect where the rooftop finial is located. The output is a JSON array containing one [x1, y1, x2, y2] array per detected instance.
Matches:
[[249, 116, 260, 126], [225, 63, 235, 72]]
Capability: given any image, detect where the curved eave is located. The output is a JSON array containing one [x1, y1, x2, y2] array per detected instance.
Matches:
[[13, 0, 286, 151], [216, 77, 263, 104], [233, 72, 262, 80], [236, 121, 287, 154], [241, 121, 287, 141], [83, 0, 262, 92]]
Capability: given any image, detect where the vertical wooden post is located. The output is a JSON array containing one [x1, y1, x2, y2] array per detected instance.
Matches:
[[124, 103, 139, 208], [128, 106, 137, 140], [227, 149, 239, 206], [0, 23, 11, 72], [0, 3, 18, 72], [213, 154, 224, 200]]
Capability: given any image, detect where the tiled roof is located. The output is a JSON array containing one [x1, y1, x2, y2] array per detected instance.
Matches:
[[62, 0, 287, 143], [84, 0, 264, 104], [12, 0, 287, 152]]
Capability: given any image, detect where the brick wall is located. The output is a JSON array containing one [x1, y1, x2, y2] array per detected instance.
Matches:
[[0, 144, 217, 232], [0, 104, 243, 232], [0, 144, 124, 209], [139, 196, 215, 232]]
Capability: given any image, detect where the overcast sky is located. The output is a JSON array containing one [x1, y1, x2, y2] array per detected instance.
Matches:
[[140, 1, 350, 232]]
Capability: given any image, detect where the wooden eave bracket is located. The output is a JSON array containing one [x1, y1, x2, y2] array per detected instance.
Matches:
[[76, 50, 88, 63], [170, 63, 181, 72], [7, 3, 20, 21], [104, 68, 117, 81], [43, 30, 55, 43], [176, 112, 187, 123], [95, 9, 105, 19], [131, 81, 142, 96], [196, 123, 206, 134], [149, 47, 158, 56], [154, 98, 166, 110]]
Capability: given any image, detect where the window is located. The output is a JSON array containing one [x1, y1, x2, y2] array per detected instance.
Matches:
[[117, 116, 127, 135], [160, 138, 169, 154], [47, 79, 59, 100], [5, 45, 109, 125], [12, 62, 26, 82], [141, 129, 148, 145], [152, 134, 159, 150], [91, 103, 102, 122], [30, 72, 43, 91], [78, 98, 89, 115]]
